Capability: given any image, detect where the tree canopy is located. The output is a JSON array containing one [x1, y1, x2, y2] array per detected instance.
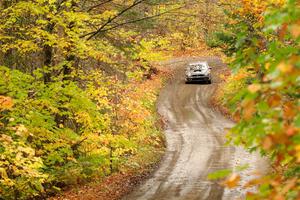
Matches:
[[0, 0, 223, 199]]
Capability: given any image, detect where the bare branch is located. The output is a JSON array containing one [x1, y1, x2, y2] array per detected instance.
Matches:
[[87, 0, 113, 12], [99, 6, 186, 33], [83, 0, 146, 40]]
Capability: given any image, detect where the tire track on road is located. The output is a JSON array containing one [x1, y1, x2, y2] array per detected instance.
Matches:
[[123, 57, 267, 200]]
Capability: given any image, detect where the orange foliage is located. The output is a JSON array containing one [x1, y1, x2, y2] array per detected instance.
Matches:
[[226, 0, 286, 23], [0, 96, 13, 111], [116, 68, 170, 136], [222, 174, 241, 188]]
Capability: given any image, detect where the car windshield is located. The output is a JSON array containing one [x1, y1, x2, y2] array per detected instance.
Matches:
[[189, 64, 206, 70]]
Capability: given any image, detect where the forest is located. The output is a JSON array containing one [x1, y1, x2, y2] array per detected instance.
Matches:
[[0, 0, 299, 199]]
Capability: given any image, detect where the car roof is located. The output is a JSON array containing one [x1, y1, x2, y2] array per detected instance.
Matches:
[[189, 61, 208, 66]]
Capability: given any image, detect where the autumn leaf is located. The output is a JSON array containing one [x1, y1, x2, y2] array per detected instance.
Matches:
[[290, 23, 300, 38], [0, 96, 13, 110], [15, 124, 29, 137], [0, 134, 13, 143], [295, 145, 300, 163], [262, 136, 273, 150], [248, 83, 261, 93], [285, 126, 298, 136], [279, 23, 288, 40], [222, 174, 241, 188], [244, 177, 267, 188], [274, 195, 285, 200], [233, 111, 241, 121], [277, 62, 293, 73], [241, 100, 256, 120], [283, 102, 295, 119], [276, 178, 297, 197], [265, 62, 271, 70], [271, 133, 289, 145], [267, 94, 281, 107]]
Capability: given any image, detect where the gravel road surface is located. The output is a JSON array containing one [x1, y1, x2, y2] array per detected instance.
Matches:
[[123, 57, 268, 200]]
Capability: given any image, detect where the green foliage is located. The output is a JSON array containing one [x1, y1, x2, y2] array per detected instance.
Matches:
[[212, 0, 300, 198], [206, 31, 236, 55], [208, 169, 232, 180]]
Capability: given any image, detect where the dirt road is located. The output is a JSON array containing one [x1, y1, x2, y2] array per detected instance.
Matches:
[[123, 57, 268, 200]]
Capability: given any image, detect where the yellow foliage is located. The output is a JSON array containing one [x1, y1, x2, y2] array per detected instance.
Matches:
[[227, 0, 286, 24]]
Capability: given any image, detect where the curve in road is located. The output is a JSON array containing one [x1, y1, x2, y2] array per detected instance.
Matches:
[[123, 57, 268, 200]]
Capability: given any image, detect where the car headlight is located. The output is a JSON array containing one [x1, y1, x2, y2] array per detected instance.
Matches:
[[205, 70, 211, 76], [187, 72, 192, 77]]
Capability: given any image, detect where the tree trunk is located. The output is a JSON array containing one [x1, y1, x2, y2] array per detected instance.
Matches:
[[43, 23, 54, 83]]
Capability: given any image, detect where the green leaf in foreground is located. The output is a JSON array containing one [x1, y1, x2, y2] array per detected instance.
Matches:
[[208, 169, 232, 180]]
